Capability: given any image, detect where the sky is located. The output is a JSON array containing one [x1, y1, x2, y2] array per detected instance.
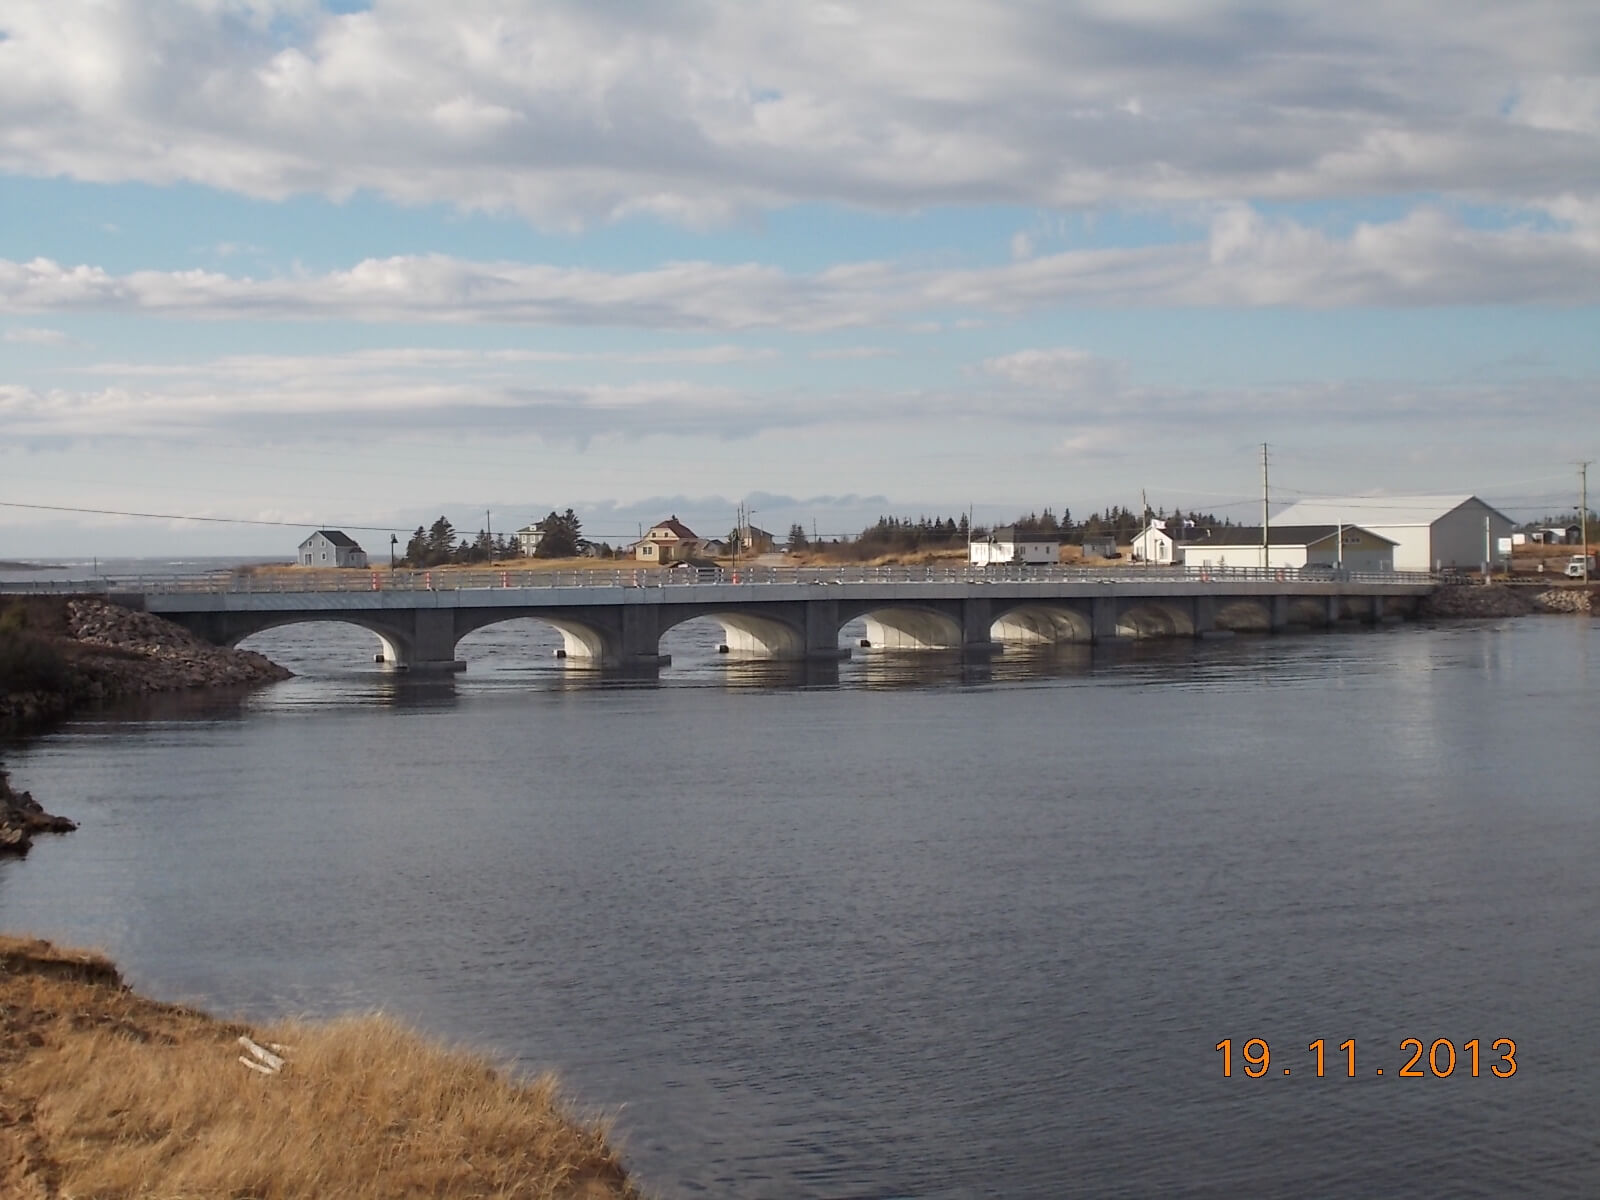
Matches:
[[1, 0, 1597, 557]]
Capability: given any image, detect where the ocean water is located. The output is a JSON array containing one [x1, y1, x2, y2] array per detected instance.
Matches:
[[2, 615, 1597, 1197]]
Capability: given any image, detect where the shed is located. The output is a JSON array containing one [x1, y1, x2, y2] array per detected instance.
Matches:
[[1080, 534, 1119, 559]]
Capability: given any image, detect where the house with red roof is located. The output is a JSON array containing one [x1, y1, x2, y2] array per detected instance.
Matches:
[[632, 516, 703, 564]]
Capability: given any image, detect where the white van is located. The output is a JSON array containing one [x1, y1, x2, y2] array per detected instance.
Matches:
[[1565, 555, 1592, 579]]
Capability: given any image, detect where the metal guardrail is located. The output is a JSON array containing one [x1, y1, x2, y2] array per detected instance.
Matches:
[[1, 564, 1438, 595]]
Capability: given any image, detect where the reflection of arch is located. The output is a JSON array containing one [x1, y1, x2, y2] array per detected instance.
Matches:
[[1214, 599, 1272, 633], [235, 616, 414, 666], [990, 603, 1092, 644], [660, 609, 805, 658], [1116, 601, 1196, 640], [857, 606, 963, 651]]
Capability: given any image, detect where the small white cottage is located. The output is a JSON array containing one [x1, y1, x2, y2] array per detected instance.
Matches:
[[969, 526, 1060, 566]]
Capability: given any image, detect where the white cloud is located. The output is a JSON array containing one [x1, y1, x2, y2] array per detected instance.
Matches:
[[4, 206, 1596, 331], [0, 1, 1596, 224], [982, 348, 1125, 394], [809, 346, 895, 360], [2, 325, 70, 344]]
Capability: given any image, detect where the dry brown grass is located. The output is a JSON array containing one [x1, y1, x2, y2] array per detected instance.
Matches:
[[0, 935, 639, 1200]]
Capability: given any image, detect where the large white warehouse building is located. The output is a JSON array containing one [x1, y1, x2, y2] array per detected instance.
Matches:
[[1270, 495, 1513, 572]]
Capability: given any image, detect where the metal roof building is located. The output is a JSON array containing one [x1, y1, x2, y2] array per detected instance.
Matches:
[[1270, 495, 1512, 572]]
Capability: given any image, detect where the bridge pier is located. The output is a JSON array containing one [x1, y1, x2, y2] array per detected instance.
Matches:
[[1090, 596, 1122, 644], [803, 599, 851, 661], [399, 609, 467, 672], [961, 597, 1001, 656], [1269, 595, 1290, 634], [618, 605, 672, 669]]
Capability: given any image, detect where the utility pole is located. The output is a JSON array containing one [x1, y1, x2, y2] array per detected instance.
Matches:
[[1261, 442, 1270, 573], [1141, 488, 1149, 567], [1582, 460, 1592, 585], [485, 508, 492, 564]]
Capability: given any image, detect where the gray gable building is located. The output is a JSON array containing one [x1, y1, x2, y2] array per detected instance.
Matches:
[[298, 530, 368, 568]]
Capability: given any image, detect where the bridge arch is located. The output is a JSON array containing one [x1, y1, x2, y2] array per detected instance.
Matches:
[[232, 615, 418, 667], [846, 604, 963, 651], [454, 611, 618, 663], [989, 601, 1093, 645], [1286, 596, 1334, 628], [1116, 600, 1196, 640], [1214, 599, 1273, 633], [658, 608, 806, 658]]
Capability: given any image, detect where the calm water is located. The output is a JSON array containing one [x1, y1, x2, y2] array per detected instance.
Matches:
[[2, 616, 1597, 1198]]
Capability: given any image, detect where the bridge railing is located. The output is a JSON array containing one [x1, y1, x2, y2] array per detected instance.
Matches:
[[2, 563, 1438, 595]]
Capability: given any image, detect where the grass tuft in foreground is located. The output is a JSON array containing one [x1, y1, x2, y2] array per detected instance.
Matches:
[[0, 935, 639, 1199]]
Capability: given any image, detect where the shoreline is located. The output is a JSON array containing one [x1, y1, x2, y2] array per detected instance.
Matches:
[[1, 594, 292, 854], [0, 935, 639, 1199]]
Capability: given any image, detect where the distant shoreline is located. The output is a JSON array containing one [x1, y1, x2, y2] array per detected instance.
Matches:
[[0, 561, 43, 571]]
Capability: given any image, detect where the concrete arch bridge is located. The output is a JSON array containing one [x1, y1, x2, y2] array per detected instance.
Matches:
[[106, 565, 1435, 671]]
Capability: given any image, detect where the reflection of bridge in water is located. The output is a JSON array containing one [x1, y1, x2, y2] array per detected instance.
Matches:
[[58, 563, 1438, 672]]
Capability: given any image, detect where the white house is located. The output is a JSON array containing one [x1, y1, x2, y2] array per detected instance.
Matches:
[[1270, 494, 1513, 572], [1130, 523, 1182, 565], [297, 530, 368, 568], [969, 526, 1060, 566], [1178, 525, 1397, 572]]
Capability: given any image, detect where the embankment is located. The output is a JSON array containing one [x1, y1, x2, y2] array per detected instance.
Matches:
[[1418, 583, 1594, 619], [1, 596, 292, 853], [0, 935, 638, 1199]]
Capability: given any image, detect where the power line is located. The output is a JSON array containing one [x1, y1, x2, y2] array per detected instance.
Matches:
[[0, 499, 407, 534]]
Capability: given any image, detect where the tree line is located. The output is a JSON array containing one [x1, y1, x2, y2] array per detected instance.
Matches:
[[401, 510, 597, 567], [396, 501, 1246, 566]]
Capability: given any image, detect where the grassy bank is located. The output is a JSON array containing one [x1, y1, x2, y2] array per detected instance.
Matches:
[[0, 935, 639, 1199]]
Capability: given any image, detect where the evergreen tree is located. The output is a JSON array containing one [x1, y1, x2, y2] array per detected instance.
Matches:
[[788, 523, 809, 550], [426, 517, 456, 565], [403, 526, 428, 567], [534, 509, 582, 558]]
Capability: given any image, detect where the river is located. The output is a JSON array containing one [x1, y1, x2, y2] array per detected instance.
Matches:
[[2, 614, 1596, 1198]]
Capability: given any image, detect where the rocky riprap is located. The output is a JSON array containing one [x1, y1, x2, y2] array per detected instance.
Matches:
[[1419, 583, 1593, 619], [63, 598, 291, 694], [2, 596, 293, 852]]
